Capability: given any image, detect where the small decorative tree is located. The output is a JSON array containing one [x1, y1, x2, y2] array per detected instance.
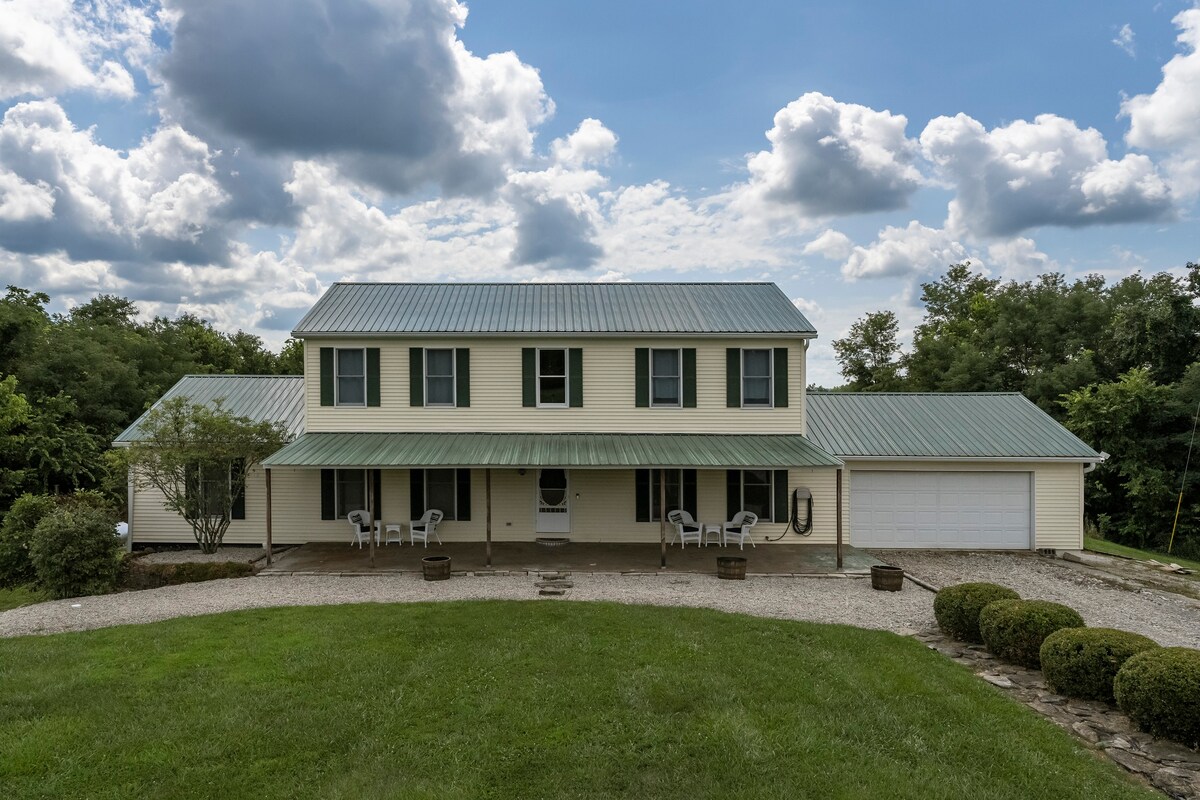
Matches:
[[121, 398, 289, 553]]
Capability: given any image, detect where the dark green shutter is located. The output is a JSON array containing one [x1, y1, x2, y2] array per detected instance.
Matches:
[[456, 469, 471, 521], [773, 470, 789, 523], [635, 469, 650, 522], [410, 469, 425, 519], [522, 348, 536, 407], [683, 469, 697, 518], [635, 348, 649, 407], [373, 469, 383, 520], [726, 470, 741, 519], [230, 458, 246, 520], [409, 348, 424, 407], [321, 469, 336, 520], [367, 348, 381, 407], [568, 348, 583, 407], [456, 348, 471, 407], [682, 349, 697, 408], [726, 349, 741, 407], [773, 347, 788, 408], [320, 348, 334, 406]]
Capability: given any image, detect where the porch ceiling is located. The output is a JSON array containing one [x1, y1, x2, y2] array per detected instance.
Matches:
[[262, 432, 843, 469]]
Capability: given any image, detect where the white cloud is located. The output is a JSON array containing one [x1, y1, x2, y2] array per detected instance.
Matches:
[[985, 237, 1057, 278], [0, 171, 55, 221], [551, 118, 618, 167], [841, 221, 972, 280], [801, 229, 853, 261], [1122, 8, 1200, 195], [1113, 23, 1136, 57]]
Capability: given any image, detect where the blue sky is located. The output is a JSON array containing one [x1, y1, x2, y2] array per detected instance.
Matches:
[[0, 0, 1197, 386]]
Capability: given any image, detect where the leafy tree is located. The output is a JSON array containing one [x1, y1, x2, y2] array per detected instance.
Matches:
[[0, 375, 31, 504], [278, 338, 304, 374], [832, 311, 904, 390], [121, 398, 288, 553]]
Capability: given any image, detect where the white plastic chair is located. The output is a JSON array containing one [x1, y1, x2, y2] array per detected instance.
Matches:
[[667, 509, 702, 547], [409, 509, 444, 547], [347, 509, 376, 549], [722, 511, 759, 550]]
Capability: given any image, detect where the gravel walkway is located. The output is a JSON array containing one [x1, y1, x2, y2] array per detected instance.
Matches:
[[0, 573, 934, 638], [876, 551, 1200, 648]]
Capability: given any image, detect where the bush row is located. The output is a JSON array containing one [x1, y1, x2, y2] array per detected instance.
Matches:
[[1, 492, 122, 599], [935, 580, 1200, 749], [123, 559, 253, 590]]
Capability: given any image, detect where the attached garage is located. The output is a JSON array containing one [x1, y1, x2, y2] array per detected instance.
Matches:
[[850, 470, 1031, 549]]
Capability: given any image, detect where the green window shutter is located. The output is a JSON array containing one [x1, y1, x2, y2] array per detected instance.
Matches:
[[367, 348, 381, 407], [634, 348, 649, 407], [456, 348, 471, 408], [726, 349, 741, 407], [321, 469, 336, 520], [409, 469, 425, 520], [373, 469, 383, 520], [773, 470, 789, 523], [456, 469, 471, 521], [409, 348, 424, 407], [682, 348, 697, 408], [726, 470, 741, 519], [682, 469, 697, 518], [635, 469, 650, 522], [773, 347, 788, 408], [568, 348, 583, 407], [522, 348, 536, 407], [319, 348, 334, 406], [230, 458, 246, 520]]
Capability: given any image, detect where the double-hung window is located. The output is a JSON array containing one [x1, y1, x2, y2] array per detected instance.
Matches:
[[741, 348, 772, 407], [425, 348, 456, 407], [335, 348, 366, 406], [187, 461, 230, 517], [739, 469, 773, 519], [650, 348, 681, 407], [335, 469, 367, 518], [537, 349, 568, 407], [650, 469, 682, 520], [425, 469, 458, 520]]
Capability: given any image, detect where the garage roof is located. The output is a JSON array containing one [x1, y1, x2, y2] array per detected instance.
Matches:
[[806, 392, 1101, 460], [114, 375, 306, 444]]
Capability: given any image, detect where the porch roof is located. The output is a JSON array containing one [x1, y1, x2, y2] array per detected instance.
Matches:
[[262, 432, 843, 469]]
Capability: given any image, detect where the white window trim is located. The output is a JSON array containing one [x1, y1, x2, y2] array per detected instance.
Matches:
[[535, 347, 569, 408], [335, 468, 368, 518], [739, 469, 775, 522], [740, 347, 774, 409], [424, 347, 457, 408], [424, 468, 458, 521], [649, 347, 683, 408], [334, 347, 367, 407]]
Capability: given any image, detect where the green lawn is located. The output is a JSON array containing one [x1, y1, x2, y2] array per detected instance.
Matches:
[[0, 602, 1152, 800], [0, 585, 47, 612], [1085, 536, 1200, 575]]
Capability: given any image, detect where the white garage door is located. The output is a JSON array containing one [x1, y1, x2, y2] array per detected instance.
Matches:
[[851, 471, 1032, 549]]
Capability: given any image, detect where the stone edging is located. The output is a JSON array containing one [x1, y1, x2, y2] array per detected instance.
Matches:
[[915, 630, 1200, 800]]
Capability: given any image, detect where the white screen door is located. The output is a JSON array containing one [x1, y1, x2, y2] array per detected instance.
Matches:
[[536, 469, 570, 533]]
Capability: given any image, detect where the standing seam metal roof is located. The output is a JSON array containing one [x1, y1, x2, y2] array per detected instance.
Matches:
[[805, 392, 1101, 459], [291, 282, 817, 336], [113, 375, 306, 443]]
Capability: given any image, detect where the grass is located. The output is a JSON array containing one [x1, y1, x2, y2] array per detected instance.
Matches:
[[0, 585, 47, 612], [1084, 536, 1200, 575], [0, 602, 1153, 800]]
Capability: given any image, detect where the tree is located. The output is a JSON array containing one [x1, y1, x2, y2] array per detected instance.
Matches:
[[0, 375, 32, 506], [832, 311, 904, 390], [121, 398, 289, 553]]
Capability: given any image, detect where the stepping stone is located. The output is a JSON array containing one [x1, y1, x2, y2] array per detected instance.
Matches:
[[539, 588, 566, 596]]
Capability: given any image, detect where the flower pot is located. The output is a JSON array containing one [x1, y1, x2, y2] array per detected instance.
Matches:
[[871, 564, 904, 591], [421, 555, 451, 581], [716, 556, 747, 580]]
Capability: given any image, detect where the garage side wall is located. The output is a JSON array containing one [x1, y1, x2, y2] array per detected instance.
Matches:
[[842, 460, 1084, 550]]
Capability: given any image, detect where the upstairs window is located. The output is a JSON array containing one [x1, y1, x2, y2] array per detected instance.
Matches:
[[537, 349, 568, 406], [335, 348, 366, 406], [425, 348, 456, 407], [650, 348, 681, 407], [741, 348, 772, 407]]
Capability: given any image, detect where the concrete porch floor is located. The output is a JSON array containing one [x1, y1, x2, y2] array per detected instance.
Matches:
[[258, 541, 882, 576]]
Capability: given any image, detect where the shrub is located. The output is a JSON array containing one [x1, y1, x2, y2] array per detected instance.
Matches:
[[29, 505, 122, 599], [1039, 628, 1159, 702], [933, 582, 1020, 643], [1114, 647, 1200, 747], [978, 599, 1085, 668], [0, 494, 57, 588], [123, 560, 254, 590]]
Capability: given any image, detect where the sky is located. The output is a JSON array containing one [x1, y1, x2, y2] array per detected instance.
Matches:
[[0, 1, 1197, 387]]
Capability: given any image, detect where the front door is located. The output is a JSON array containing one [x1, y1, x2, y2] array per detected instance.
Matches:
[[536, 468, 570, 533]]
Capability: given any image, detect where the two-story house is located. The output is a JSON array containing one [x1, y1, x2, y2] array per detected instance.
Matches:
[[116, 282, 1102, 557]]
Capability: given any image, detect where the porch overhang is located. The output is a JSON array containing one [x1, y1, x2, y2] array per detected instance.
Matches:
[[261, 432, 843, 469]]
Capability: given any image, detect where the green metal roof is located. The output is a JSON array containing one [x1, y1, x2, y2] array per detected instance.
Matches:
[[292, 282, 816, 337], [114, 375, 306, 444], [263, 432, 842, 469], [806, 392, 1101, 460]]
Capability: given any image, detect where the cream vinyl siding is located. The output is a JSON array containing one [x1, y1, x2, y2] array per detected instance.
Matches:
[[131, 465, 273, 545], [303, 337, 806, 434], [841, 460, 1084, 550]]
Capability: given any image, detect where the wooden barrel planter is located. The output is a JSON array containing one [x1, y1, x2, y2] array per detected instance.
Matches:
[[421, 555, 452, 582], [716, 556, 747, 581], [870, 565, 904, 592]]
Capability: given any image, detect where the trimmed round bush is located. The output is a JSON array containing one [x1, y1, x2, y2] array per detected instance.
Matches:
[[0, 493, 57, 588], [978, 599, 1085, 668], [1115, 647, 1200, 747], [1040, 628, 1159, 702], [933, 582, 1020, 643], [29, 505, 122, 599]]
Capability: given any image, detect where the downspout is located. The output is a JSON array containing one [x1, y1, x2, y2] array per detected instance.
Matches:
[[125, 466, 134, 552]]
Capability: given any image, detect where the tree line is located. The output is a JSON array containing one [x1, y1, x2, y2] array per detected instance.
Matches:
[[832, 262, 1200, 558], [0, 286, 301, 513]]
